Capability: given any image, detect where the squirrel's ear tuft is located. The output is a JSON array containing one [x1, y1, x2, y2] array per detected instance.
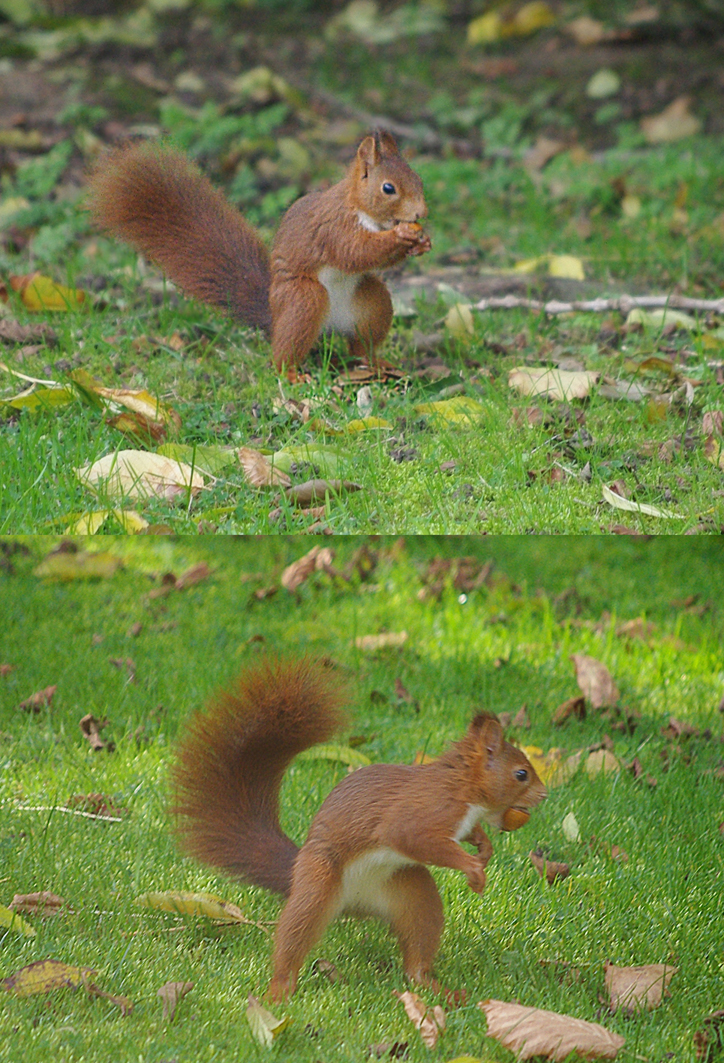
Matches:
[[469, 713, 504, 756], [374, 130, 399, 156]]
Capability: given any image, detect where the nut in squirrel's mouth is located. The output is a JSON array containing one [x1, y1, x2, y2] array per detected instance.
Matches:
[[500, 806, 531, 832]]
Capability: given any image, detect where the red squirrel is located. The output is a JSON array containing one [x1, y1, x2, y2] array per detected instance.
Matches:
[[171, 657, 547, 1001], [87, 131, 431, 379]]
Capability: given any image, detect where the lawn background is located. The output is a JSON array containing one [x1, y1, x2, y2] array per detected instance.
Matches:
[[1, 534, 723, 1060]]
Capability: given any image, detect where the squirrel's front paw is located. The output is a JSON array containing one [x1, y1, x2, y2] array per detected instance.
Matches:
[[466, 863, 487, 895], [394, 222, 431, 255]]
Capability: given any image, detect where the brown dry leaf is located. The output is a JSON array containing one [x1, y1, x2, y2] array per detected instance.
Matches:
[[85, 981, 134, 1015], [479, 999, 626, 1060], [109, 656, 136, 681], [702, 410, 723, 437], [524, 135, 566, 173], [157, 980, 193, 1022], [0, 663, 14, 675], [529, 850, 570, 884], [585, 748, 621, 776], [287, 479, 363, 507], [355, 631, 409, 652], [394, 678, 414, 703], [312, 958, 342, 984], [565, 14, 606, 44], [18, 684, 57, 712], [0, 319, 57, 344], [553, 695, 586, 726], [67, 793, 128, 817], [512, 705, 530, 728], [393, 990, 446, 1049], [605, 963, 676, 1014], [704, 434, 724, 471], [641, 97, 701, 143], [509, 367, 600, 401], [571, 654, 620, 708], [615, 618, 654, 640], [281, 545, 326, 591], [237, 446, 291, 488], [694, 1009, 724, 1062], [79, 713, 115, 752], [2, 959, 95, 997], [9, 892, 66, 917]]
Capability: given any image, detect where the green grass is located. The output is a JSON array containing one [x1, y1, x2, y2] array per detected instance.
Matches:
[[1, 536, 723, 1060], [1, 12, 724, 532]]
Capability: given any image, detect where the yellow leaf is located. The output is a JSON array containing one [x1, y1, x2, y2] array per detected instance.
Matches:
[[0, 196, 30, 225], [518, 745, 568, 786], [548, 254, 585, 280], [414, 395, 484, 424], [585, 749, 621, 777], [3, 959, 94, 996], [512, 255, 547, 274], [445, 302, 475, 337], [11, 272, 85, 312], [344, 416, 393, 432], [467, 11, 501, 43], [0, 904, 36, 937], [34, 550, 123, 580], [297, 744, 371, 768], [66, 509, 149, 534], [621, 195, 642, 219], [625, 307, 697, 330], [704, 435, 724, 471], [509, 1, 555, 36], [135, 891, 248, 923], [246, 994, 291, 1047], [1, 385, 74, 412], [601, 483, 682, 519]]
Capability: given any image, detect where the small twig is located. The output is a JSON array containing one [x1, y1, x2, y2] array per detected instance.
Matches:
[[473, 294, 724, 315], [12, 804, 123, 822]]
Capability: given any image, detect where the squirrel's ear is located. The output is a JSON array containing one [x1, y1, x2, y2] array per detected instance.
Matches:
[[375, 130, 399, 156], [469, 713, 504, 756], [357, 135, 380, 176]]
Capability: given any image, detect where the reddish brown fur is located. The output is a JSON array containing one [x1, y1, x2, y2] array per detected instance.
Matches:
[[87, 142, 272, 331], [87, 131, 429, 376], [171, 659, 546, 1001], [171, 657, 348, 896]]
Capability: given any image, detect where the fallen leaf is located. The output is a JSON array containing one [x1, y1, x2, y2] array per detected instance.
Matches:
[[552, 695, 586, 725], [601, 483, 682, 519], [585, 748, 621, 776], [479, 999, 626, 1060], [641, 96, 701, 143], [394, 990, 446, 1049], [445, 302, 475, 337], [565, 15, 606, 44], [519, 745, 567, 786], [157, 980, 193, 1022], [286, 479, 362, 507], [237, 446, 292, 488], [135, 891, 249, 923], [586, 69, 620, 99], [625, 307, 697, 330], [0, 383, 74, 412], [571, 654, 619, 708], [3, 959, 94, 996], [76, 451, 204, 502], [530, 850, 570, 883], [281, 545, 331, 591], [17, 684, 57, 712], [7, 272, 85, 312], [524, 135, 565, 172], [297, 744, 371, 768], [561, 812, 581, 842], [0, 904, 36, 937], [548, 254, 585, 280], [34, 549, 122, 580], [704, 435, 724, 471], [604, 963, 676, 1014], [9, 892, 66, 917], [693, 1009, 724, 1062], [85, 981, 133, 1015], [66, 509, 149, 534], [246, 994, 291, 1047], [79, 713, 115, 752], [344, 415, 394, 432], [414, 395, 484, 424], [355, 631, 408, 651], [509, 367, 599, 401]]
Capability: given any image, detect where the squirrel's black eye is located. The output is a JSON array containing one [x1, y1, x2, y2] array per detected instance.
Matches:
[[382, 182, 396, 195], [515, 769, 528, 782]]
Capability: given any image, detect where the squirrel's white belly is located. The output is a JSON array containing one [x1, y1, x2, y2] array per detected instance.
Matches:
[[318, 266, 363, 335], [338, 847, 415, 919]]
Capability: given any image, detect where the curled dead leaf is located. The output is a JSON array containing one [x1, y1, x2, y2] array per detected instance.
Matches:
[[604, 963, 676, 1014], [393, 990, 446, 1049], [530, 849, 570, 884], [157, 980, 193, 1022], [9, 892, 66, 917], [355, 631, 409, 652], [553, 695, 586, 726], [479, 998, 625, 1060], [246, 994, 291, 1046], [237, 446, 291, 488], [79, 713, 115, 753], [571, 653, 620, 709], [17, 684, 57, 712], [286, 479, 362, 507], [281, 545, 337, 592]]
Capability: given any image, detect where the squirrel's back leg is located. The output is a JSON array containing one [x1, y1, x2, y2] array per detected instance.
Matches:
[[347, 274, 394, 366], [267, 848, 341, 1002], [384, 865, 444, 986], [269, 277, 329, 378]]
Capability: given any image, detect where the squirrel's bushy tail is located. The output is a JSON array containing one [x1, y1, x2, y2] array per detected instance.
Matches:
[[87, 141, 272, 332], [171, 657, 348, 897]]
